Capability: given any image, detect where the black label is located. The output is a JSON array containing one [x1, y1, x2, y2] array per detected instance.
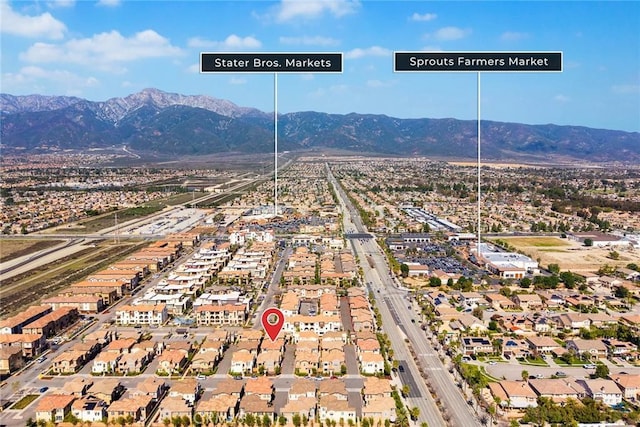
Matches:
[[395, 52, 562, 72], [201, 53, 343, 73]]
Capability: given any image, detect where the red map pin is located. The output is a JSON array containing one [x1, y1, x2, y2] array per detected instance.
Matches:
[[261, 307, 285, 341]]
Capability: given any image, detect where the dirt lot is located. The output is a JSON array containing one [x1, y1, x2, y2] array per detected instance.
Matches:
[[496, 236, 638, 272], [0, 239, 63, 263]]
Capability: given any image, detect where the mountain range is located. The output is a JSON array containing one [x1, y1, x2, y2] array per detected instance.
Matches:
[[2, 88, 638, 162]]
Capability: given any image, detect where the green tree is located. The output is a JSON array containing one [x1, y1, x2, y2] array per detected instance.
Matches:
[[278, 416, 286, 427], [594, 364, 609, 379], [409, 407, 420, 421], [548, 263, 560, 275], [521, 370, 529, 382], [400, 263, 409, 278], [584, 238, 593, 247], [609, 250, 620, 260], [292, 414, 301, 427], [519, 277, 531, 288], [263, 415, 272, 427], [401, 384, 410, 397]]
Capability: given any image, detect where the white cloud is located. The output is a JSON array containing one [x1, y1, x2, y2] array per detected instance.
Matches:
[[433, 26, 471, 41], [409, 12, 437, 22], [47, 0, 75, 8], [97, 0, 121, 6], [366, 79, 395, 88], [230, 77, 247, 85], [2, 65, 99, 89], [300, 73, 314, 81], [274, 0, 360, 22], [500, 31, 529, 42], [554, 94, 570, 103], [0, 1, 67, 39], [279, 36, 340, 46], [188, 35, 261, 50], [421, 45, 443, 52], [345, 46, 390, 59], [612, 84, 640, 94], [20, 30, 183, 71]]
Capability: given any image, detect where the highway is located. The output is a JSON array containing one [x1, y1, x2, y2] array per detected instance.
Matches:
[[327, 164, 481, 427]]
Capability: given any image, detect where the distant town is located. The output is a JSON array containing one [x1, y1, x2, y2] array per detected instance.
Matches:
[[0, 153, 639, 427]]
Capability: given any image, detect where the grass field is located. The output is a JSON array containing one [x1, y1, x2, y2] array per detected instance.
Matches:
[[0, 239, 63, 263], [497, 236, 571, 248]]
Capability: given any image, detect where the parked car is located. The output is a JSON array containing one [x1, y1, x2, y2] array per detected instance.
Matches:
[[583, 364, 596, 369]]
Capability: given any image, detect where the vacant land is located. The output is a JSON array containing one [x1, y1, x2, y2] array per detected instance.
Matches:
[[0, 241, 147, 318], [496, 236, 635, 272], [63, 204, 166, 234], [0, 239, 63, 263]]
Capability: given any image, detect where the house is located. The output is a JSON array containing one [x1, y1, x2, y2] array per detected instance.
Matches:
[[115, 304, 168, 326], [566, 339, 608, 360], [50, 350, 85, 374], [244, 376, 274, 401], [321, 348, 345, 375], [35, 395, 75, 424], [0, 347, 24, 375], [230, 350, 255, 375], [361, 396, 396, 423], [107, 395, 154, 423], [289, 379, 316, 400], [62, 378, 93, 397], [576, 379, 623, 406], [295, 350, 319, 375], [362, 377, 392, 402], [512, 293, 543, 310], [603, 339, 637, 358], [158, 396, 192, 422], [169, 378, 200, 405], [133, 377, 166, 401], [196, 394, 239, 424], [238, 394, 273, 419], [501, 339, 531, 359], [71, 396, 108, 422], [485, 293, 517, 310], [528, 379, 581, 403], [611, 374, 640, 400], [156, 349, 188, 375], [461, 337, 493, 355], [359, 352, 384, 375], [91, 351, 121, 374], [526, 336, 560, 354], [318, 395, 356, 423], [279, 397, 316, 423], [87, 378, 124, 404], [256, 350, 282, 375], [488, 381, 538, 409], [552, 313, 591, 333], [117, 351, 148, 375]]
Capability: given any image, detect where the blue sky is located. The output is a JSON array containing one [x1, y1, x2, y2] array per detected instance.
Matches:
[[1, 0, 639, 132]]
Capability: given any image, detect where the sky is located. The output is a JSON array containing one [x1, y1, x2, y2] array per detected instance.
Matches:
[[1, 0, 639, 132]]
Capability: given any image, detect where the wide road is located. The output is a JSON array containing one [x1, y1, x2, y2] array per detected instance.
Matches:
[[327, 164, 481, 427]]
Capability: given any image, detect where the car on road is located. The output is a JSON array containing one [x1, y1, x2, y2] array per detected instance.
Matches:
[[555, 371, 567, 378], [583, 364, 596, 369], [398, 365, 405, 372], [196, 375, 206, 380], [488, 361, 497, 365], [39, 387, 48, 393]]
